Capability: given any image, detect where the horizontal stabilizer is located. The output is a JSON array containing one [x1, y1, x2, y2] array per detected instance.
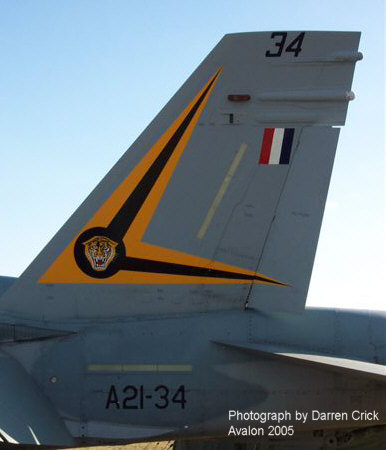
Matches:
[[213, 340, 386, 382], [0, 276, 16, 299]]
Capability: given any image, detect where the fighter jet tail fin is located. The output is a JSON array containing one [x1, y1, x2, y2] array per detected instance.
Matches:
[[1, 32, 361, 321]]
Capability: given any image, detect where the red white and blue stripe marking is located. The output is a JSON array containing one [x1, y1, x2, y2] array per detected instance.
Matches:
[[259, 128, 295, 165]]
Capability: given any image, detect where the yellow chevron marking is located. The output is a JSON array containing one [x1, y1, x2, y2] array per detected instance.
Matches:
[[39, 69, 285, 287]]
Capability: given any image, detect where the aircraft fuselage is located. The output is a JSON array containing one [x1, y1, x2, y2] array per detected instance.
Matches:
[[2, 307, 385, 444]]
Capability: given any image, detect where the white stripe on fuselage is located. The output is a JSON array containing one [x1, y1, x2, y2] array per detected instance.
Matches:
[[269, 128, 284, 164]]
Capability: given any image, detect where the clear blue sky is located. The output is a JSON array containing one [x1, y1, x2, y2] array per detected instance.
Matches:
[[0, 0, 384, 310]]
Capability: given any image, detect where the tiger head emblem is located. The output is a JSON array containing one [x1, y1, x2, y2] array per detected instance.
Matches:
[[83, 236, 118, 271]]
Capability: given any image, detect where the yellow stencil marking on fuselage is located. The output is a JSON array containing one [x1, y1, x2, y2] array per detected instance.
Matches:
[[87, 364, 193, 373]]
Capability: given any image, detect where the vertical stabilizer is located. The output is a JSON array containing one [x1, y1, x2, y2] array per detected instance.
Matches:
[[1, 32, 361, 321]]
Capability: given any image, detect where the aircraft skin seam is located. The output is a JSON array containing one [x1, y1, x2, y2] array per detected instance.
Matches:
[[244, 129, 305, 305]]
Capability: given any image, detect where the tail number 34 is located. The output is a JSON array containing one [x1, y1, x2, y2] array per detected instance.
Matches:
[[265, 32, 306, 58]]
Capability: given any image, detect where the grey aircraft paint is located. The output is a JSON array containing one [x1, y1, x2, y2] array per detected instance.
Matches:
[[1, 31, 385, 449]]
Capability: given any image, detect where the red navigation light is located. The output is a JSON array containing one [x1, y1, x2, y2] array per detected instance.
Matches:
[[228, 94, 251, 102]]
